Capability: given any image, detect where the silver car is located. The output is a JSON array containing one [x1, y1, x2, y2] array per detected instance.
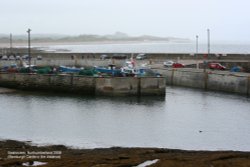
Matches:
[[37, 55, 43, 60], [163, 60, 174, 67], [136, 53, 147, 60], [16, 55, 21, 60], [1, 55, 8, 60], [9, 55, 15, 60]]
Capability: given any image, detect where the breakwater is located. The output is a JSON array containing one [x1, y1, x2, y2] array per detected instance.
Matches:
[[1, 52, 250, 70], [2, 49, 250, 60], [156, 68, 250, 95], [0, 73, 165, 96], [23, 52, 250, 60]]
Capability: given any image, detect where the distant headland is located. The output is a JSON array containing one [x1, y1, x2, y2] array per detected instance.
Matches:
[[0, 32, 190, 44]]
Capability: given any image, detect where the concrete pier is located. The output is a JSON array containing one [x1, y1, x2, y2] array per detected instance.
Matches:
[[0, 73, 166, 96], [156, 68, 250, 95]]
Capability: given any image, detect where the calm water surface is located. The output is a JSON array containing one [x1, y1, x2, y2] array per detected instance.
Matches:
[[41, 42, 250, 54], [0, 87, 250, 151]]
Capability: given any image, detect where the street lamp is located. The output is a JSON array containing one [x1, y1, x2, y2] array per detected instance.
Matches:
[[207, 29, 210, 58], [10, 33, 12, 55], [204, 29, 210, 72], [27, 28, 31, 72], [196, 35, 199, 69]]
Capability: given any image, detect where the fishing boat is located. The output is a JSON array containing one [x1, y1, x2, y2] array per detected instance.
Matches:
[[95, 64, 122, 76], [121, 59, 160, 77]]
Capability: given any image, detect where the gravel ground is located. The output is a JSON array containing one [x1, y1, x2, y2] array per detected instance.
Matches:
[[0, 140, 250, 167]]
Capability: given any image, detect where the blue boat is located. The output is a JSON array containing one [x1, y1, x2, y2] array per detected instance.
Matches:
[[95, 65, 121, 76], [136, 67, 161, 77]]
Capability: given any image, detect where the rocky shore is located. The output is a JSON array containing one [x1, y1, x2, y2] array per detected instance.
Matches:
[[0, 140, 250, 167]]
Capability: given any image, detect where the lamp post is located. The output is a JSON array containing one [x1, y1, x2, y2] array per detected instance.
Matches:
[[10, 33, 12, 55], [27, 28, 31, 72], [196, 35, 199, 69], [207, 29, 210, 58], [204, 29, 210, 72]]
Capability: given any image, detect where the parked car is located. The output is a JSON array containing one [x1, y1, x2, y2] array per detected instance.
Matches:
[[1, 55, 8, 60], [37, 55, 43, 60], [9, 55, 15, 60], [22, 55, 29, 60], [112, 54, 126, 59], [172, 63, 185, 68], [136, 53, 147, 60], [230, 66, 244, 72], [16, 55, 21, 60], [209, 63, 226, 70], [163, 61, 174, 67], [164, 61, 184, 68], [100, 54, 109, 60]]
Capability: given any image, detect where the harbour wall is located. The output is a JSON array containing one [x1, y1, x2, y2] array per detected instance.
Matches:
[[1, 52, 250, 70], [1, 59, 250, 70], [2, 50, 250, 60], [28, 52, 250, 61], [0, 73, 166, 96], [0, 59, 126, 68], [155, 68, 250, 95]]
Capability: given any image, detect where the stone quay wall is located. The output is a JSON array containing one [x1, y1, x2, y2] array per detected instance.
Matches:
[[0, 73, 166, 96], [156, 68, 250, 95]]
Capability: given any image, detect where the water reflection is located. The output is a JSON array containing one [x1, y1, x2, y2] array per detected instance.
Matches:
[[0, 87, 250, 151], [3, 89, 166, 106]]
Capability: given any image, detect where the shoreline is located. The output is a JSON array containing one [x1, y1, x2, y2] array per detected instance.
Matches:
[[0, 40, 189, 48], [0, 140, 250, 167]]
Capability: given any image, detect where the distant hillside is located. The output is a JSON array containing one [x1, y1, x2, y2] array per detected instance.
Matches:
[[0, 32, 190, 43]]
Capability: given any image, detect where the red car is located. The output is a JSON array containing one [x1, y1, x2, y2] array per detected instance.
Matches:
[[209, 63, 226, 70], [172, 63, 185, 68]]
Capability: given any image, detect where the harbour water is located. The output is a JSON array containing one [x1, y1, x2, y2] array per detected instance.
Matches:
[[40, 42, 250, 54], [0, 87, 250, 151]]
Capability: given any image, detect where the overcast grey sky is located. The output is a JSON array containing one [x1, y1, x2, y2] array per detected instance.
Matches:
[[1, 0, 250, 42]]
